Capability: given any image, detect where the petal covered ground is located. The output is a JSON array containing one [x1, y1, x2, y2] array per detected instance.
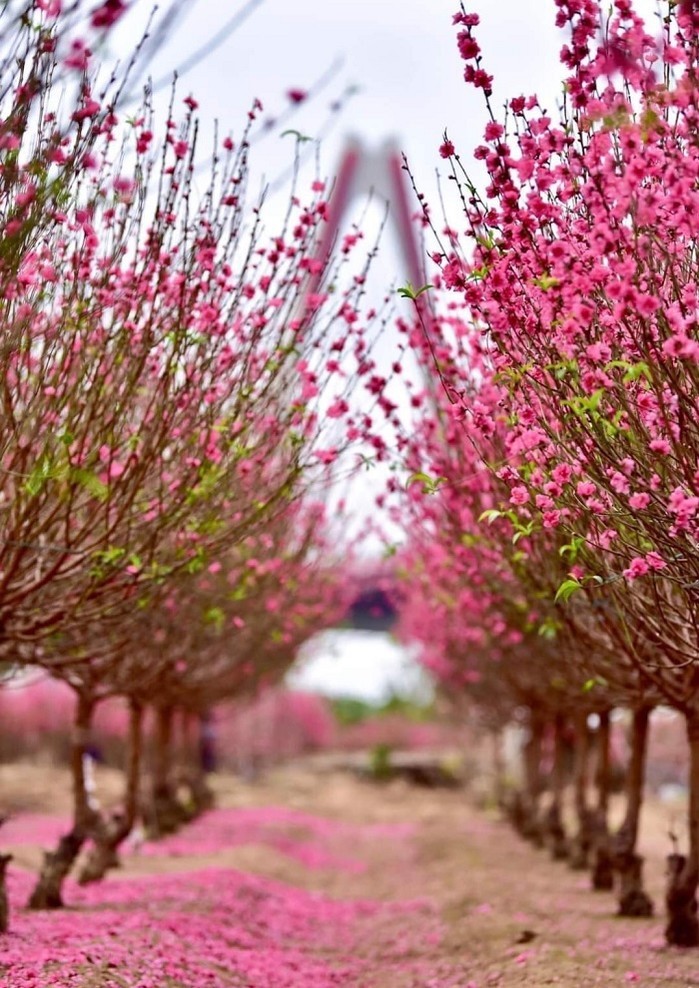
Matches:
[[1, 766, 699, 987]]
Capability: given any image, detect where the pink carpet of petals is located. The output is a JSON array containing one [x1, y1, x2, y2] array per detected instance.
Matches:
[[1, 866, 372, 987], [0, 809, 443, 988], [1, 815, 67, 849], [139, 806, 416, 873], [1, 807, 416, 872]]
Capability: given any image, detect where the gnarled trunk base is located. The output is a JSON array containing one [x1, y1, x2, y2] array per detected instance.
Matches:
[[144, 788, 188, 839], [28, 830, 84, 910], [590, 812, 614, 891], [545, 803, 568, 861], [591, 842, 615, 891], [504, 790, 527, 834], [184, 775, 215, 818], [77, 840, 120, 885], [77, 812, 124, 885], [0, 853, 12, 932], [569, 810, 594, 871], [520, 805, 544, 848], [665, 854, 699, 947], [617, 852, 653, 917]]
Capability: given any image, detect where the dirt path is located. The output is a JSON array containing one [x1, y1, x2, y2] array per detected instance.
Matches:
[[203, 767, 699, 987], [2, 763, 699, 986]]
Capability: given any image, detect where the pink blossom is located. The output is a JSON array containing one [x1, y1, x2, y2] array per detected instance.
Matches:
[[610, 471, 630, 495], [484, 121, 504, 141], [36, 0, 62, 14], [598, 529, 618, 549], [315, 448, 338, 465], [457, 32, 480, 60], [668, 487, 699, 519], [552, 463, 573, 485], [646, 551, 667, 571], [327, 399, 349, 419], [628, 492, 650, 510], [509, 485, 529, 505], [113, 175, 136, 196], [624, 557, 650, 580], [64, 40, 91, 70], [91, 0, 128, 29]]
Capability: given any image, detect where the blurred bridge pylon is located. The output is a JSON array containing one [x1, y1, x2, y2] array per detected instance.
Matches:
[[316, 135, 429, 299]]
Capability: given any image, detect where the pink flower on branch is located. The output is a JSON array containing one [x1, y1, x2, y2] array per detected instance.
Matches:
[[90, 0, 128, 29], [623, 557, 649, 580]]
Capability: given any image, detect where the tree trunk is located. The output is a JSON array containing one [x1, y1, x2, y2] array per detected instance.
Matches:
[[665, 712, 699, 946], [187, 714, 215, 814], [545, 712, 568, 861], [146, 705, 184, 837], [78, 699, 143, 885], [569, 711, 593, 870], [29, 692, 99, 909], [172, 710, 197, 822], [521, 711, 545, 846], [491, 728, 507, 809], [0, 853, 12, 932], [175, 711, 214, 819], [614, 706, 653, 918], [591, 709, 615, 891]]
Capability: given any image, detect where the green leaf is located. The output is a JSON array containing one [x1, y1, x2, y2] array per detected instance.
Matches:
[[478, 509, 502, 525], [587, 388, 605, 413], [397, 283, 433, 301], [406, 471, 446, 495], [204, 606, 225, 633], [72, 468, 109, 502], [554, 577, 583, 604], [533, 274, 560, 290], [95, 546, 126, 566], [280, 129, 312, 142], [185, 548, 206, 575], [559, 536, 585, 563], [512, 521, 535, 544], [24, 457, 52, 496], [229, 582, 249, 601], [564, 389, 605, 418], [467, 265, 490, 282], [622, 361, 652, 384], [538, 616, 559, 640], [475, 232, 496, 250], [582, 675, 608, 692]]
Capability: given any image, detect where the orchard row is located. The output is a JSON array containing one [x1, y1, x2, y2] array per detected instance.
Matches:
[[389, 0, 699, 950], [0, 0, 397, 914]]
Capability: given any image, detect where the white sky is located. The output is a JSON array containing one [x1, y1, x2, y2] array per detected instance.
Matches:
[[110, 0, 655, 700], [113, 0, 565, 228]]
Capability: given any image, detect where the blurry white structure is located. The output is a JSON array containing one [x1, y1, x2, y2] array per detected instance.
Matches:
[[289, 629, 431, 704]]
